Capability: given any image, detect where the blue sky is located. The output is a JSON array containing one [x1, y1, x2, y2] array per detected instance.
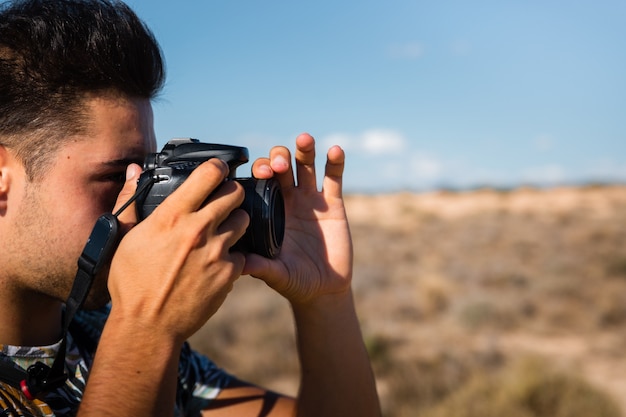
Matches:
[[125, 0, 626, 193]]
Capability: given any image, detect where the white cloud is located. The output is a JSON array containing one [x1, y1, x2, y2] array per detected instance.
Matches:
[[410, 154, 443, 179], [320, 129, 447, 191], [361, 129, 407, 154], [322, 129, 408, 156], [316, 131, 626, 192]]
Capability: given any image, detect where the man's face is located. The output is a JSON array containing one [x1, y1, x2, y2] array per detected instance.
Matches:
[[4, 96, 156, 308]]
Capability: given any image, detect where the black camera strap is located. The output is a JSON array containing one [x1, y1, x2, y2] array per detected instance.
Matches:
[[0, 215, 119, 398], [2, 176, 161, 400], [19, 213, 121, 400]]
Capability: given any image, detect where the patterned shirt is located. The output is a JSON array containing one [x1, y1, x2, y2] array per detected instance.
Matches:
[[0, 305, 233, 417]]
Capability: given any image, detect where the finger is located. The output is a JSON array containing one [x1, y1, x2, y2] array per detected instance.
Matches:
[[241, 253, 285, 290], [294, 133, 317, 190], [322, 145, 345, 198], [228, 251, 247, 277], [195, 179, 245, 229], [217, 208, 250, 250], [158, 159, 229, 216], [250, 157, 274, 179], [114, 163, 142, 229], [251, 147, 294, 189], [269, 146, 296, 190]]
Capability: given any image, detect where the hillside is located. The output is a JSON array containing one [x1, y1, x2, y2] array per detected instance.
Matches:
[[190, 185, 626, 416]]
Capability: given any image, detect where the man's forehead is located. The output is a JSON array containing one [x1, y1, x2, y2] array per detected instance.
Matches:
[[80, 96, 156, 152]]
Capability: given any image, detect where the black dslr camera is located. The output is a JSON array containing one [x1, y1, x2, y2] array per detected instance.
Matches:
[[135, 138, 285, 258]]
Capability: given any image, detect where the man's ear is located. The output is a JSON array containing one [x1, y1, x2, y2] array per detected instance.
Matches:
[[0, 146, 9, 187], [0, 145, 14, 213]]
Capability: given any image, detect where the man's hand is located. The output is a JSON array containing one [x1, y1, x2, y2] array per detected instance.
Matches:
[[237, 133, 381, 417], [243, 133, 353, 307], [108, 158, 249, 342]]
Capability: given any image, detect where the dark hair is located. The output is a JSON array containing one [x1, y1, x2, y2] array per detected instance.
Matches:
[[0, 0, 165, 178]]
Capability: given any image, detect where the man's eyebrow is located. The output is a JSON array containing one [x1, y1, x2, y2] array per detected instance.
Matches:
[[99, 158, 144, 167]]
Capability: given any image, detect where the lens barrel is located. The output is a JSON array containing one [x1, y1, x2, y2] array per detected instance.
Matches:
[[233, 178, 285, 258]]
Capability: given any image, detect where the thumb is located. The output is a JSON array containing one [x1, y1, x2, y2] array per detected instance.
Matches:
[[242, 253, 289, 294], [112, 163, 143, 229]]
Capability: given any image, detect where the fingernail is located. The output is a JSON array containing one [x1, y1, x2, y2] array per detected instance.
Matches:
[[258, 164, 273, 176], [126, 165, 136, 180], [272, 155, 289, 170]]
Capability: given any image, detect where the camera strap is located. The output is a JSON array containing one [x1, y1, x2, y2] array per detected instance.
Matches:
[[8, 176, 161, 400], [18, 213, 121, 400], [0, 215, 119, 398]]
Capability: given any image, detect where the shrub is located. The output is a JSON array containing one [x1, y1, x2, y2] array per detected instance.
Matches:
[[421, 356, 621, 417]]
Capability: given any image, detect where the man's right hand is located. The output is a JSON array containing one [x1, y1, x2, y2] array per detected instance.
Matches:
[[107, 158, 249, 343]]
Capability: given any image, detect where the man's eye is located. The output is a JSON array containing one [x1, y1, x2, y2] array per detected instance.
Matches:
[[103, 172, 126, 183]]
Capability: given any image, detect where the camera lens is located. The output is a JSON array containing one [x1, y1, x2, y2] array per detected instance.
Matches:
[[234, 177, 285, 258]]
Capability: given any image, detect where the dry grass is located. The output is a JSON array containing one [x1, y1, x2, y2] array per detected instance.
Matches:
[[421, 356, 621, 417], [189, 185, 626, 416]]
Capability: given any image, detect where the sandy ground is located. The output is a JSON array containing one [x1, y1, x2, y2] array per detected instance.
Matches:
[[345, 186, 626, 414], [192, 185, 626, 415]]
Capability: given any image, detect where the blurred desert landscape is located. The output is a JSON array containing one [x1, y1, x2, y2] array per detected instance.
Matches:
[[190, 185, 626, 416]]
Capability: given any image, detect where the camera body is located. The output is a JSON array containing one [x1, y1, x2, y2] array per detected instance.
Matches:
[[135, 138, 285, 258]]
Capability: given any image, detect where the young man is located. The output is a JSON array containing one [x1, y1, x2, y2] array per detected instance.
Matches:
[[0, 0, 381, 416]]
